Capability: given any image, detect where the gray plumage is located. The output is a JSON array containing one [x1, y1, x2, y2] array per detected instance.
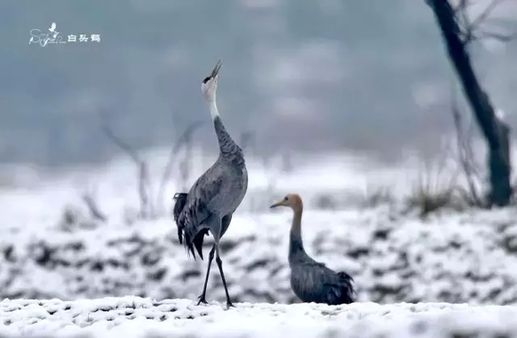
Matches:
[[270, 194, 355, 305], [174, 117, 247, 257], [173, 60, 248, 308]]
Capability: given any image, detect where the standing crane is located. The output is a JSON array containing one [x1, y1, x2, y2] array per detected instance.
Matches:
[[270, 193, 355, 305], [173, 60, 248, 309]]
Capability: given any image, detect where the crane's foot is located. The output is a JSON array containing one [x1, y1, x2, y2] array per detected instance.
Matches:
[[225, 301, 235, 309], [197, 295, 208, 305]]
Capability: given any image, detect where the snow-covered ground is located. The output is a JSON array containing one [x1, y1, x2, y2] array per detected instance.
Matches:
[[2, 147, 517, 336], [2, 297, 517, 338], [4, 203, 517, 304]]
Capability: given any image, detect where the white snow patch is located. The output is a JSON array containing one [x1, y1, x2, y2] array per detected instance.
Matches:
[[2, 297, 517, 338], [3, 205, 517, 306]]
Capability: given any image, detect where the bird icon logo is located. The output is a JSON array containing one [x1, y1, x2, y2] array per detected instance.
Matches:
[[48, 22, 59, 39]]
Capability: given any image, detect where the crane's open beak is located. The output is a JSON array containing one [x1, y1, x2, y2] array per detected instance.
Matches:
[[210, 60, 222, 79], [269, 200, 285, 209]]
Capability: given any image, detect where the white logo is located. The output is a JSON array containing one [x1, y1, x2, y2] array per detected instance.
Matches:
[[29, 22, 101, 47]]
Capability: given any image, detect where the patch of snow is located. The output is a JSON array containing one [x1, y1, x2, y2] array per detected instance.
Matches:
[[496, 108, 506, 122], [2, 204, 517, 306], [2, 298, 517, 337]]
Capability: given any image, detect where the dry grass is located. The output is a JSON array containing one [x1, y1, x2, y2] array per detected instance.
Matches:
[[405, 155, 465, 218], [361, 184, 396, 209]]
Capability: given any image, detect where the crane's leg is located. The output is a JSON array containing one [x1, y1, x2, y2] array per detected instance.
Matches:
[[209, 216, 234, 309], [214, 242, 233, 308], [197, 244, 216, 305]]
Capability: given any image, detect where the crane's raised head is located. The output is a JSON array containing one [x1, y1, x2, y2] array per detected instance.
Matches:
[[201, 60, 222, 102], [270, 193, 303, 210]]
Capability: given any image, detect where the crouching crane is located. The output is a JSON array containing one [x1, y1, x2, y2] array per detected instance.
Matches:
[[173, 60, 248, 309], [270, 193, 355, 305]]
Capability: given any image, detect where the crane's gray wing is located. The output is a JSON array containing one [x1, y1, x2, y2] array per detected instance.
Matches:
[[295, 261, 355, 305], [317, 263, 355, 305], [176, 171, 223, 259]]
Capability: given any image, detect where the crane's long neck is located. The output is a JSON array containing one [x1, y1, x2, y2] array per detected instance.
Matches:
[[209, 99, 243, 160], [288, 205, 307, 263], [209, 98, 220, 121]]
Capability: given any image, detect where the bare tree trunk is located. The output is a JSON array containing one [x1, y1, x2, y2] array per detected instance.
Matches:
[[489, 117, 511, 205], [426, 0, 512, 206]]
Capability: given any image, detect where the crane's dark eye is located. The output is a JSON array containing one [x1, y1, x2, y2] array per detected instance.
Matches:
[[202, 76, 211, 84], [283, 196, 288, 201]]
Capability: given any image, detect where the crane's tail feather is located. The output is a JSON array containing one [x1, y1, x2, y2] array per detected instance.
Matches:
[[173, 192, 188, 245], [172, 192, 210, 261], [338, 271, 354, 283], [336, 271, 355, 304], [193, 230, 208, 260], [183, 225, 208, 261]]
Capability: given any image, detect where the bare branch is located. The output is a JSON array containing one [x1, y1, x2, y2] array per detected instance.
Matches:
[[81, 192, 108, 222], [453, 0, 515, 45], [453, 0, 468, 13], [139, 162, 153, 218], [474, 29, 517, 42], [469, 0, 506, 31], [101, 123, 153, 219], [451, 95, 483, 206], [455, 0, 473, 37], [101, 125, 141, 164], [156, 121, 204, 213]]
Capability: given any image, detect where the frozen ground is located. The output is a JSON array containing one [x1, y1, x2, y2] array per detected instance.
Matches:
[[2, 296, 517, 338], [1, 148, 517, 304], [1, 148, 517, 309], [3, 203, 517, 305]]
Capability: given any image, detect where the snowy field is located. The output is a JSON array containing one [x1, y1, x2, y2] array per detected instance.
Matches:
[[2, 297, 517, 338], [2, 147, 517, 336]]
